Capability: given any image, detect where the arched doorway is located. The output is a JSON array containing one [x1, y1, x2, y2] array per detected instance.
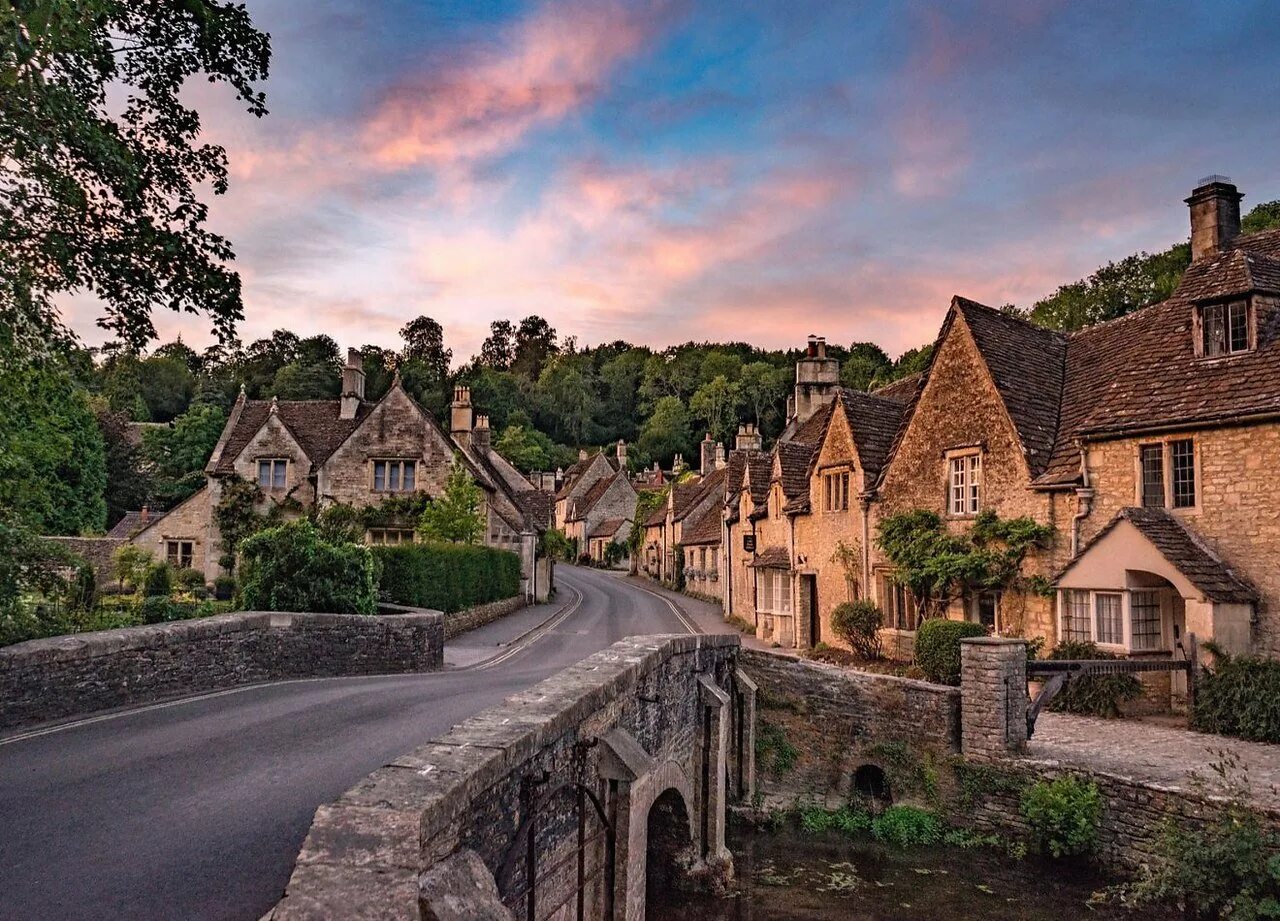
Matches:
[[645, 787, 694, 916]]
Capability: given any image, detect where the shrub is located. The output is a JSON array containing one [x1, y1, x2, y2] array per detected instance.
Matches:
[[755, 720, 799, 775], [142, 562, 172, 598], [913, 618, 987, 685], [139, 596, 175, 624], [1020, 776, 1101, 859], [871, 805, 942, 847], [831, 600, 883, 659], [373, 542, 520, 613], [67, 561, 97, 612], [1044, 641, 1143, 717], [1192, 652, 1280, 743], [112, 544, 153, 592], [213, 575, 236, 601], [173, 567, 207, 596], [239, 520, 377, 615]]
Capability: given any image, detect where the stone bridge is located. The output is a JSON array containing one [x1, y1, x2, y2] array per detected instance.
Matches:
[[268, 633, 754, 921]]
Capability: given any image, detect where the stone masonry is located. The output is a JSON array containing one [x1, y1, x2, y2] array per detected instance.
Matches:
[[0, 609, 443, 732], [959, 637, 1028, 758]]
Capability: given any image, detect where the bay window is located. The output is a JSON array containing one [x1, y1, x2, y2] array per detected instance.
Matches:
[[1058, 588, 1167, 652]]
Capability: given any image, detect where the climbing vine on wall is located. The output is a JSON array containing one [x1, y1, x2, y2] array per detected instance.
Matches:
[[212, 475, 301, 572], [875, 509, 1053, 619]]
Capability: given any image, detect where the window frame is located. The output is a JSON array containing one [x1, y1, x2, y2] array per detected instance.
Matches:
[[1057, 588, 1168, 654], [821, 468, 851, 513], [166, 539, 195, 569], [876, 568, 920, 632], [258, 457, 288, 490], [366, 528, 416, 546], [946, 450, 982, 518], [1198, 298, 1252, 359], [371, 458, 418, 493], [1134, 438, 1199, 512]]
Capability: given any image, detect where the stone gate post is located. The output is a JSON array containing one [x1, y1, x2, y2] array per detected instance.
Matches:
[[960, 637, 1028, 758]]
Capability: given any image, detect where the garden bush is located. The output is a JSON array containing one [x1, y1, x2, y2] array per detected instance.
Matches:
[[1045, 641, 1143, 718], [871, 805, 942, 847], [142, 562, 172, 598], [830, 600, 883, 659], [1020, 776, 1101, 858], [213, 575, 236, 601], [1192, 652, 1280, 743], [913, 618, 987, 685], [173, 567, 208, 597], [239, 519, 377, 615], [373, 542, 520, 613], [67, 561, 97, 612]]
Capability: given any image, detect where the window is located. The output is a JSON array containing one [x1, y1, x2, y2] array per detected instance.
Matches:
[[1094, 592, 1123, 645], [1170, 439, 1196, 508], [877, 571, 919, 631], [1130, 590, 1162, 651], [1063, 590, 1092, 642], [258, 458, 287, 489], [1139, 444, 1165, 508], [166, 540, 194, 569], [757, 569, 792, 615], [367, 529, 416, 546], [971, 591, 999, 631], [1202, 300, 1250, 357], [373, 459, 417, 492], [823, 470, 850, 512], [948, 454, 981, 516]]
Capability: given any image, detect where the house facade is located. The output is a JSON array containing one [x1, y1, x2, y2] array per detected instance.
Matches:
[[554, 442, 638, 563], [127, 354, 554, 602]]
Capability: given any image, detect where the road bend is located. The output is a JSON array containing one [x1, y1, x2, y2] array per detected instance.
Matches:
[[0, 566, 701, 921]]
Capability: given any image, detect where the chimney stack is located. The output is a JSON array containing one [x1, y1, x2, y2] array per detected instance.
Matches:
[[735, 423, 763, 452], [700, 433, 716, 477], [1186, 175, 1243, 262], [340, 348, 365, 420], [672, 453, 686, 475], [792, 333, 839, 427], [715, 443, 726, 470], [616, 439, 628, 468], [579, 447, 589, 462], [472, 413, 490, 448], [450, 386, 473, 447]]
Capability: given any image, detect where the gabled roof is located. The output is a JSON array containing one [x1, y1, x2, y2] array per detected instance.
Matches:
[[776, 441, 815, 503], [515, 489, 554, 530], [835, 388, 909, 484], [589, 517, 629, 539], [681, 504, 723, 546], [107, 509, 166, 539], [674, 467, 728, 523], [1057, 507, 1256, 604], [670, 480, 705, 520], [747, 546, 790, 569], [1174, 247, 1280, 301], [644, 503, 668, 527], [744, 453, 772, 507], [870, 373, 922, 404], [210, 399, 372, 473], [571, 472, 623, 521]]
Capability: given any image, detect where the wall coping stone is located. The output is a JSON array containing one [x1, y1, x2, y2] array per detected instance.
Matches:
[[740, 647, 961, 699]]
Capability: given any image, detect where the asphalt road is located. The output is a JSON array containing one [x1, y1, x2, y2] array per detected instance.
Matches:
[[0, 566, 698, 921]]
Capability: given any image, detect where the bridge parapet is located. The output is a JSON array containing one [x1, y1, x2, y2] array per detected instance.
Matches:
[[269, 633, 750, 921]]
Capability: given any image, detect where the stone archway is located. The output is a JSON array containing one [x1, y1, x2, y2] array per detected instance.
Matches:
[[644, 787, 695, 917]]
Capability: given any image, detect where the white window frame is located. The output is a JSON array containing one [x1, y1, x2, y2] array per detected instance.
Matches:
[[372, 458, 418, 493], [756, 569, 792, 615], [946, 451, 981, 517], [367, 528, 416, 546], [1199, 299, 1252, 358], [258, 458, 288, 490], [876, 569, 919, 631], [1057, 588, 1166, 653]]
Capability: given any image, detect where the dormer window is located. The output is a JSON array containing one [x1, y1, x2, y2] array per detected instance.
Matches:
[[1200, 299, 1251, 357]]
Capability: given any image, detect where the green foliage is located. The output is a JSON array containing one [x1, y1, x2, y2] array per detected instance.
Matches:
[[538, 528, 573, 562], [1045, 641, 1143, 718], [1030, 245, 1191, 332], [1192, 651, 1280, 743], [213, 574, 236, 601], [112, 544, 154, 593], [689, 374, 742, 444], [1242, 200, 1280, 234], [671, 541, 685, 590], [866, 741, 940, 803], [755, 720, 799, 775], [0, 0, 271, 351], [628, 487, 667, 557], [871, 806, 943, 848], [211, 475, 266, 572], [373, 542, 520, 613], [142, 562, 172, 598], [913, 618, 988, 685], [876, 509, 1053, 619], [494, 423, 558, 473], [93, 402, 152, 528], [67, 560, 97, 612], [173, 567, 207, 597], [238, 520, 376, 615], [796, 800, 873, 836], [1019, 776, 1101, 859], [830, 600, 883, 659], [840, 342, 893, 392], [142, 404, 226, 508], [636, 396, 692, 469], [954, 761, 1027, 808], [0, 361, 107, 535], [418, 455, 484, 544]]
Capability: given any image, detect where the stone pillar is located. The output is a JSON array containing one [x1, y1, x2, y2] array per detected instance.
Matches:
[[732, 669, 758, 804], [696, 675, 731, 864], [960, 637, 1028, 759]]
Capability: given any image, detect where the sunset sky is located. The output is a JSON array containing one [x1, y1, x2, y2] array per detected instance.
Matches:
[[63, 0, 1280, 362]]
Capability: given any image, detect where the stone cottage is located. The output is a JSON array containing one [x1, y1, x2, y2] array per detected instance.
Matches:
[[555, 442, 638, 563], [126, 355, 554, 602]]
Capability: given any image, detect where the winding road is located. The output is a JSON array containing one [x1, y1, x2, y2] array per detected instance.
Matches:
[[0, 566, 707, 921]]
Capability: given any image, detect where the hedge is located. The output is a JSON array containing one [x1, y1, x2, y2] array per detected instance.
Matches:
[[914, 617, 987, 685], [373, 542, 521, 613], [239, 519, 377, 616], [1193, 654, 1280, 743]]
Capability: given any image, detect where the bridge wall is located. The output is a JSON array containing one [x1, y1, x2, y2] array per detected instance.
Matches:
[[268, 633, 747, 921], [0, 609, 444, 731]]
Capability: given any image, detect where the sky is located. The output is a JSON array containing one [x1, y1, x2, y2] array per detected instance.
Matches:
[[62, 0, 1280, 362]]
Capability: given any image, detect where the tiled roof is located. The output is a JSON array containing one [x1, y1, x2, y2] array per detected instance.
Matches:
[[953, 298, 1066, 476], [670, 480, 705, 519], [211, 400, 370, 473], [571, 475, 616, 520], [871, 373, 923, 404], [515, 489, 554, 530], [776, 441, 814, 502], [43, 536, 126, 581], [1058, 507, 1256, 604], [1229, 226, 1280, 258], [107, 509, 166, 539], [644, 501, 668, 527], [745, 453, 772, 507], [747, 546, 791, 569], [836, 388, 908, 483], [590, 517, 629, 539], [674, 467, 728, 522], [790, 400, 835, 446], [681, 505, 722, 546], [1174, 248, 1280, 301]]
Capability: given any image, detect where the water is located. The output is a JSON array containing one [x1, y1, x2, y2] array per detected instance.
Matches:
[[649, 819, 1175, 920]]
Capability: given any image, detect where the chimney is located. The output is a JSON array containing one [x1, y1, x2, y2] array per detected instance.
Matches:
[[340, 348, 365, 420], [450, 386, 473, 447], [579, 447, 589, 461], [616, 439, 628, 468], [793, 333, 839, 426], [472, 414, 490, 449], [735, 423, 762, 452], [715, 443, 726, 470], [700, 433, 716, 476], [673, 453, 685, 475], [1186, 175, 1243, 262], [140, 505, 150, 525]]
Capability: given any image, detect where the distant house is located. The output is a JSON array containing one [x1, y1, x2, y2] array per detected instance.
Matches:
[[121, 355, 554, 601], [554, 441, 638, 563]]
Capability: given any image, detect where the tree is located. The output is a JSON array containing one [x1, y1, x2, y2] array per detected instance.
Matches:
[[142, 404, 226, 507], [0, 1, 271, 353], [495, 424, 555, 473], [739, 361, 786, 428], [399, 316, 452, 382], [272, 361, 340, 400], [1029, 245, 1191, 331], [479, 320, 516, 370], [535, 355, 598, 445], [138, 354, 195, 422], [1243, 199, 1280, 234], [419, 455, 484, 544], [511, 315, 559, 380], [689, 375, 741, 444], [892, 344, 933, 380], [94, 401, 152, 527], [635, 396, 692, 469], [840, 342, 893, 391]]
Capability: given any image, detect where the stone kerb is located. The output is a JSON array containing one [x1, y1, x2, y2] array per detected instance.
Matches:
[[268, 633, 742, 921], [959, 637, 1028, 759], [0, 608, 445, 732]]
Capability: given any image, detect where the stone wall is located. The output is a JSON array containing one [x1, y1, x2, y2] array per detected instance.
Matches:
[[268, 634, 747, 921], [440, 596, 526, 640], [0, 609, 444, 732]]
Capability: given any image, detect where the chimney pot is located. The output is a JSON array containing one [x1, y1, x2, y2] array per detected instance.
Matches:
[[1186, 176, 1243, 261]]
